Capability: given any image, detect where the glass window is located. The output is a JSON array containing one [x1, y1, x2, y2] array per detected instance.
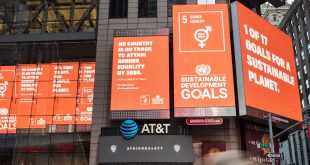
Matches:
[[168, 0, 186, 17], [300, 85, 303, 94], [0, 1, 97, 35], [298, 71, 301, 80], [304, 65, 307, 74], [272, 14, 277, 21], [291, 20, 293, 26], [302, 4, 304, 10], [301, 50, 305, 60], [307, 43, 310, 53], [139, 0, 157, 18], [304, 17, 307, 24], [296, 57, 299, 66], [109, 0, 128, 18], [0, 41, 94, 165], [302, 99, 305, 107], [306, 80, 309, 89], [307, 31, 310, 40], [300, 38, 303, 47]]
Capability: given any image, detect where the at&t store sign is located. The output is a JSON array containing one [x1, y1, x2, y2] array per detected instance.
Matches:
[[120, 120, 170, 139]]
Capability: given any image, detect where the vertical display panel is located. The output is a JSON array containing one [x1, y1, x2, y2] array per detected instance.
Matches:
[[50, 62, 79, 97], [173, 4, 235, 117], [0, 66, 15, 99], [0, 62, 95, 133], [231, 2, 302, 121], [0, 99, 16, 133], [0, 66, 16, 133], [15, 64, 51, 99], [111, 36, 170, 119], [76, 62, 95, 124]]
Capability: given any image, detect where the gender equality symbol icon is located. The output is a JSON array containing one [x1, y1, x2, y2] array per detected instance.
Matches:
[[0, 81, 8, 97], [194, 26, 212, 48]]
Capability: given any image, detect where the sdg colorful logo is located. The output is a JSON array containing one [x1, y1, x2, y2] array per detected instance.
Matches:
[[120, 120, 138, 139]]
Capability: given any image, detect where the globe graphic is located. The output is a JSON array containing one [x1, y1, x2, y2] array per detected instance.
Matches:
[[120, 120, 138, 139]]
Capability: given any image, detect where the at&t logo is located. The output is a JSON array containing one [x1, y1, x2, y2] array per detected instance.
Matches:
[[120, 120, 138, 139], [120, 120, 170, 139]]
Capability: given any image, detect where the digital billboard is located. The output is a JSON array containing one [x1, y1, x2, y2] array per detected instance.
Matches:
[[173, 4, 236, 117], [231, 2, 302, 121], [0, 62, 95, 133], [76, 62, 95, 124], [0, 66, 16, 133], [111, 36, 170, 119]]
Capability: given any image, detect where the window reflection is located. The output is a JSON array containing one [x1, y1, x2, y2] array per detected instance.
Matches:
[[0, 0, 97, 35], [0, 41, 94, 164]]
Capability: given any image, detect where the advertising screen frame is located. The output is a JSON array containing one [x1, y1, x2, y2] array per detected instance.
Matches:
[[173, 4, 236, 117], [110, 29, 170, 120], [231, 1, 302, 123]]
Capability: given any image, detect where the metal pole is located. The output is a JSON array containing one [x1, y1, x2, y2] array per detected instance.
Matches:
[[268, 113, 276, 165]]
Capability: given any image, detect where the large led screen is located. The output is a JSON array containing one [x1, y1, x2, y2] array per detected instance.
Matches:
[[173, 4, 236, 117], [231, 2, 302, 121], [111, 36, 170, 119], [0, 62, 95, 133]]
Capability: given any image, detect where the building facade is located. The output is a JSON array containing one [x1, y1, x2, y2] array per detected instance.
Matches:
[[279, 0, 310, 163], [0, 0, 305, 165], [91, 0, 240, 164], [0, 0, 97, 164], [261, 2, 290, 26]]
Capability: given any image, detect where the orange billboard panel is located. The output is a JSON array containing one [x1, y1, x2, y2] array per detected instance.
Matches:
[[31, 98, 54, 116], [111, 36, 170, 119], [15, 99, 33, 116], [0, 62, 95, 129], [76, 62, 95, 124], [79, 62, 95, 82], [0, 99, 15, 115], [29, 116, 52, 128], [173, 4, 236, 117], [51, 114, 76, 125], [15, 115, 52, 129], [15, 64, 52, 99], [0, 66, 16, 99], [16, 115, 52, 129], [76, 104, 92, 124], [50, 62, 79, 97], [0, 66, 16, 81], [232, 2, 302, 121], [78, 62, 95, 105], [0, 99, 16, 133], [0, 115, 16, 134], [53, 97, 76, 115]]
